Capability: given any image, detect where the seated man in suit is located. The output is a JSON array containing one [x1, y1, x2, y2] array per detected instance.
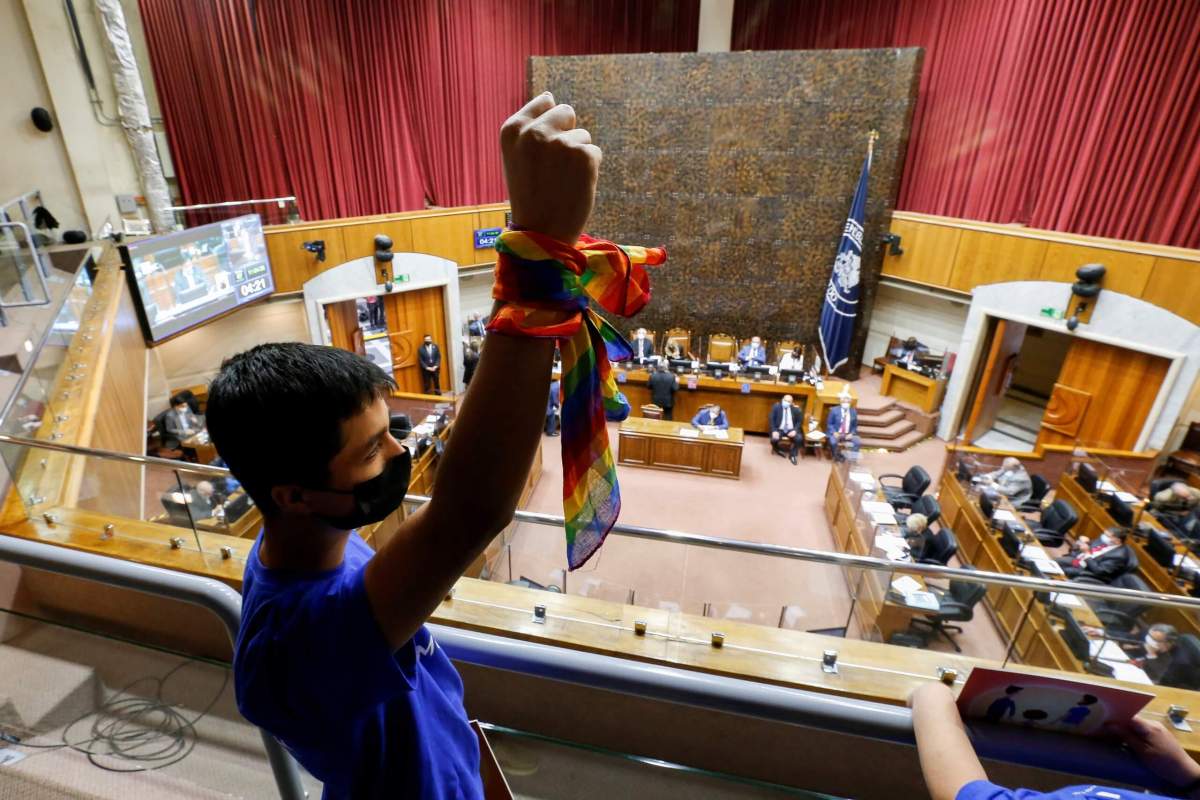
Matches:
[[631, 328, 655, 363], [1125, 623, 1180, 684], [889, 336, 929, 369], [418, 334, 442, 394], [826, 395, 859, 462], [164, 393, 204, 446], [778, 346, 803, 373], [1055, 528, 1132, 582], [648, 361, 678, 420], [737, 336, 767, 367], [903, 513, 932, 561], [769, 394, 802, 464], [691, 404, 728, 430], [976, 457, 1033, 505], [1151, 482, 1200, 538], [173, 260, 210, 302]]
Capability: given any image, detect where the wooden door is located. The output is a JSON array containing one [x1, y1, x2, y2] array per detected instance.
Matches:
[[325, 300, 364, 355], [964, 319, 1027, 443], [381, 286, 450, 394], [1036, 338, 1170, 450]]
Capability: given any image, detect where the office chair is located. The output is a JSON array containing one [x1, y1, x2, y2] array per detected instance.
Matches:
[[1160, 635, 1200, 691], [878, 465, 930, 510], [1030, 499, 1078, 547], [1077, 462, 1099, 493], [895, 494, 941, 529], [1017, 474, 1051, 515], [910, 570, 987, 652], [1087, 573, 1150, 644], [918, 527, 959, 567]]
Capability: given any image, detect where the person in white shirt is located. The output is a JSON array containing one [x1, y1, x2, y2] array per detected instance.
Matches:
[[778, 346, 803, 373]]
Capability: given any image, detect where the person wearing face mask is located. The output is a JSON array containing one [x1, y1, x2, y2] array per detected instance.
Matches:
[[205, 92, 597, 799], [778, 345, 803, 373], [769, 394, 802, 464], [826, 394, 859, 462], [1128, 624, 1180, 683], [738, 336, 766, 367], [418, 333, 442, 394], [977, 457, 1033, 505], [890, 336, 929, 369], [1055, 528, 1133, 582], [691, 403, 728, 430], [631, 327, 654, 363]]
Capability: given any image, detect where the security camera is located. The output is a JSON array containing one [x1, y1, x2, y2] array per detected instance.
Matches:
[[384, 282, 394, 293], [1066, 315, 1080, 332]]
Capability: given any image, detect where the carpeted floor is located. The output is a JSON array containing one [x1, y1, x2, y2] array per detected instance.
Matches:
[[497, 373, 1010, 661]]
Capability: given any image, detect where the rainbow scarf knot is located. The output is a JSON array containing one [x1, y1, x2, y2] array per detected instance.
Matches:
[[487, 230, 666, 569]]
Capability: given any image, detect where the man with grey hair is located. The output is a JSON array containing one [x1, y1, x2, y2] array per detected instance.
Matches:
[[1129, 623, 1179, 684], [978, 457, 1033, 505], [903, 513, 931, 561]]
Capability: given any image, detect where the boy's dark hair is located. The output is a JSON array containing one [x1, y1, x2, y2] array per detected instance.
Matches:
[[206, 343, 395, 516]]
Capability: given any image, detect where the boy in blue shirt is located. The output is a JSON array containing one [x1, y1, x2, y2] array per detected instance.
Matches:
[[910, 682, 1200, 800], [205, 91, 599, 798]]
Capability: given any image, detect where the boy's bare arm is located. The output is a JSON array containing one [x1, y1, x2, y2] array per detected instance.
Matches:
[[365, 92, 598, 650], [910, 683, 988, 800]]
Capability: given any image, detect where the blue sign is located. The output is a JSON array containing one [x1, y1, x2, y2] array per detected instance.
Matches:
[[474, 227, 502, 249]]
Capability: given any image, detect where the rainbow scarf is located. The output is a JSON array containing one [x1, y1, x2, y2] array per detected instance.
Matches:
[[487, 230, 665, 569]]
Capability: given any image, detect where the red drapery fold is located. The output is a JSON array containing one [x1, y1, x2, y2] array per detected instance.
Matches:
[[734, 0, 1200, 248], [140, 0, 699, 220]]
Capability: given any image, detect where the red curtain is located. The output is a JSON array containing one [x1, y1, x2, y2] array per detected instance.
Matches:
[[734, 0, 1200, 248], [140, 0, 699, 220]]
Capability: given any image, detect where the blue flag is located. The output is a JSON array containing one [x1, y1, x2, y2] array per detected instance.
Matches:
[[819, 146, 871, 373]]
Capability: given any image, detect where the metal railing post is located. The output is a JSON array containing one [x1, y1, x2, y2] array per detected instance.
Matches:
[[0, 536, 305, 800]]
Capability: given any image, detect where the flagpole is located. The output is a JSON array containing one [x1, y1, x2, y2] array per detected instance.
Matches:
[[867, 129, 879, 169]]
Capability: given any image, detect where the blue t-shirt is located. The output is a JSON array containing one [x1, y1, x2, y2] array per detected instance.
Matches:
[[235, 532, 482, 799], [958, 780, 1173, 799]]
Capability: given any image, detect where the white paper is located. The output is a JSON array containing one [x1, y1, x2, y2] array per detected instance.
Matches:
[[1106, 661, 1154, 685], [993, 509, 1017, 522], [713, 430, 729, 440], [891, 575, 922, 595], [1173, 553, 1200, 570], [679, 428, 700, 438], [1099, 480, 1119, 492], [861, 500, 895, 514], [1050, 592, 1084, 608], [904, 591, 940, 611], [1090, 639, 1131, 663], [1022, 545, 1049, 560], [871, 512, 898, 526], [1115, 491, 1139, 503], [1031, 557, 1065, 575]]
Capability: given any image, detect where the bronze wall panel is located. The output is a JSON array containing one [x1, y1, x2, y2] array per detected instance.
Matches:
[[530, 50, 921, 374]]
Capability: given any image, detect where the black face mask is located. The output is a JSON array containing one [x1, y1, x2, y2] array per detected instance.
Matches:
[[313, 448, 412, 530]]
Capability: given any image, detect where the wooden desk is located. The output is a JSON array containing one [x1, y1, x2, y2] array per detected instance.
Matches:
[[617, 418, 744, 479], [824, 467, 933, 642], [880, 362, 946, 413], [180, 432, 217, 465], [939, 472, 1135, 675], [1056, 473, 1200, 638], [614, 367, 855, 435]]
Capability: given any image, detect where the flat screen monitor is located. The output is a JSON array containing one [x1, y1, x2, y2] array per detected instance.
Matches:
[[743, 364, 772, 379], [1104, 495, 1134, 528], [1077, 462, 1099, 494], [669, 358, 692, 372], [121, 214, 274, 343], [705, 361, 729, 377], [779, 368, 805, 384], [999, 523, 1025, 560], [1057, 611, 1091, 663], [1145, 529, 1177, 569]]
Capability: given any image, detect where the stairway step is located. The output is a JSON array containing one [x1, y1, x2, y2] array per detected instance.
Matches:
[[857, 408, 905, 427], [992, 418, 1038, 444], [855, 397, 898, 415], [857, 419, 916, 439], [861, 429, 927, 452]]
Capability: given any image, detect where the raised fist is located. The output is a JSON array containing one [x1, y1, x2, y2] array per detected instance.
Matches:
[[500, 92, 601, 246]]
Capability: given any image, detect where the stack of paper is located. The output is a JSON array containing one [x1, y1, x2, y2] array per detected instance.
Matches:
[[861, 500, 895, 514], [679, 427, 700, 438], [1049, 592, 1084, 608], [1115, 491, 1140, 503], [713, 430, 729, 440], [891, 575, 922, 594], [1173, 553, 1200, 571], [875, 536, 909, 561], [1022, 545, 1049, 560], [904, 591, 940, 611], [1099, 480, 1119, 493], [992, 509, 1017, 522], [871, 511, 898, 526]]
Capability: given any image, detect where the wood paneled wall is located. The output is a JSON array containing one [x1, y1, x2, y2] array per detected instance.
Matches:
[[882, 212, 1200, 324], [382, 287, 450, 394], [264, 204, 508, 293]]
